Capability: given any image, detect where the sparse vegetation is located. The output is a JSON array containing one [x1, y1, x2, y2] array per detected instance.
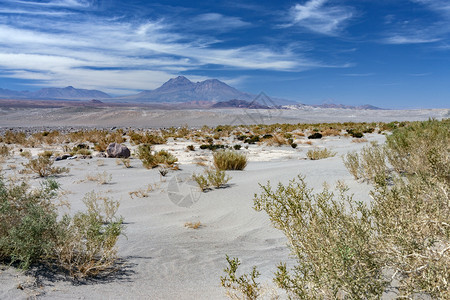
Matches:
[[221, 255, 261, 300], [23, 156, 69, 177], [306, 148, 336, 160], [184, 221, 202, 229], [0, 176, 123, 277], [137, 144, 178, 169], [223, 119, 449, 299], [213, 150, 247, 171], [193, 168, 231, 191], [85, 171, 112, 185]]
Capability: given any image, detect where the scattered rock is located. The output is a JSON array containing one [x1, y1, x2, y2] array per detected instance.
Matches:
[[95, 152, 107, 158], [55, 154, 72, 161], [106, 143, 130, 158]]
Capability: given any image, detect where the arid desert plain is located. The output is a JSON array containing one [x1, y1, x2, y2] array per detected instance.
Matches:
[[0, 106, 448, 299]]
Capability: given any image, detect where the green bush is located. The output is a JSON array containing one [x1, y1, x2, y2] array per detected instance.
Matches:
[[137, 144, 178, 169], [213, 150, 247, 170], [193, 168, 231, 191], [251, 177, 383, 298], [23, 156, 69, 177], [0, 176, 124, 278]]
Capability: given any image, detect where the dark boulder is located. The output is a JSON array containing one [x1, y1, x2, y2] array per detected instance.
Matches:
[[106, 143, 130, 158]]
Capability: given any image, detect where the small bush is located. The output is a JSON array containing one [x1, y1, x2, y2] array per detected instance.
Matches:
[[213, 150, 247, 171], [206, 168, 231, 188], [307, 132, 322, 139], [0, 177, 123, 277], [0, 144, 11, 157], [137, 144, 178, 169], [233, 144, 242, 150], [306, 148, 336, 160], [85, 171, 112, 185], [192, 173, 209, 191], [187, 145, 195, 151], [221, 255, 261, 300], [23, 156, 69, 177]]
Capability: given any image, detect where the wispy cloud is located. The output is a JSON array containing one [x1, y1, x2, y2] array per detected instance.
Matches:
[[383, 35, 441, 44], [191, 13, 250, 32], [0, 5, 316, 94], [342, 73, 374, 77], [284, 0, 353, 35]]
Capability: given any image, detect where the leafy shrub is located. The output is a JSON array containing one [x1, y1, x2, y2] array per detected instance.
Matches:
[[137, 144, 178, 169], [192, 173, 209, 191], [193, 168, 231, 191], [306, 148, 336, 160], [206, 168, 231, 188], [213, 150, 247, 170], [346, 129, 364, 138], [250, 176, 384, 298], [244, 135, 260, 144], [221, 255, 261, 300], [233, 144, 242, 150], [0, 177, 123, 277], [23, 156, 69, 177], [307, 132, 322, 139], [199, 144, 226, 151]]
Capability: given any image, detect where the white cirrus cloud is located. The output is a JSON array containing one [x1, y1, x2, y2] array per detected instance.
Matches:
[[285, 0, 353, 35]]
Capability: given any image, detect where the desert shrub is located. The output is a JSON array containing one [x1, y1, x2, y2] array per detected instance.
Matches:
[[244, 135, 260, 144], [0, 178, 61, 269], [85, 171, 112, 185], [184, 221, 202, 229], [306, 148, 336, 160], [265, 134, 287, 146], [187, 145, 195, 151], [321, 128, 341, 136], [54, 192, 123, 278], [2, 130, 27, 145], [0, 177, 123, 277], [346, 129, 364, 138], [38, 150, 54, 158], [206, 168, 231, 188], [307, 132, 322, 139], [137, 144, 178, 169], [23, 156, 69, 177], [233, 144, 242, 150], [221, 255, 261, 300], [291, 143, 297, 149], [193, 168, 231, 191], [129, 131, 166, 145], [199, 144, 226, 151], [251, 177, 383, 298], [20, 150, 32, 159], [192, 173, 209, 191], [0, 144, 11, 157], [213, 150, 247, 171]]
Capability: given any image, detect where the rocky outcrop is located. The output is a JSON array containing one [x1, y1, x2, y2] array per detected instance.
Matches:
[[106, 143, 130, 158]]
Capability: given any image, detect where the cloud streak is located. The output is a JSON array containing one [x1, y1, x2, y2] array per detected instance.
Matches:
[[285, 0, 353, 35], [0, 4, 318, 94]]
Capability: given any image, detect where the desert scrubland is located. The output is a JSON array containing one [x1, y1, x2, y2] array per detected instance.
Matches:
[[0, 108, 448, 299]]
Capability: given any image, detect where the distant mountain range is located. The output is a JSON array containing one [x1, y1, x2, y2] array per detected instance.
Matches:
[[0, 86, 110, 100], [0, 76, 383, 109]]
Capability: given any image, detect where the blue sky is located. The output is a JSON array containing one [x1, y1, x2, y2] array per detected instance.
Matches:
[[0, 0, 449, 108]]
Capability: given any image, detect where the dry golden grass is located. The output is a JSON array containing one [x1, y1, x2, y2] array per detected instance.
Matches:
[[184, 221, 202, 229]]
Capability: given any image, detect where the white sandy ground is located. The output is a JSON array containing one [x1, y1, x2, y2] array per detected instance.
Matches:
[[0, 131, 410, 299], [0, 107, 448, 128]]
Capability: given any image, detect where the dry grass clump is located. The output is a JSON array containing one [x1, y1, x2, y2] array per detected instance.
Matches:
[[184, 221, 202, 229], [352, 138, 368, 143], [20, 150, 32, 159], [85, 171, 112, 185], [129, 185, 154, 199], [264, 134, 287, 146], [129, 131, 166, 145], [0, 144, 11, 157], [213, 150, 247, 171], [116, 158, 131, 168], [321, 128, 341, 136], [306, 148, 336, 160], [0, 178, 124, 278], [23, 156, 69, 177], [193, 168, 231, 191], [137, 144, 178, 169]]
